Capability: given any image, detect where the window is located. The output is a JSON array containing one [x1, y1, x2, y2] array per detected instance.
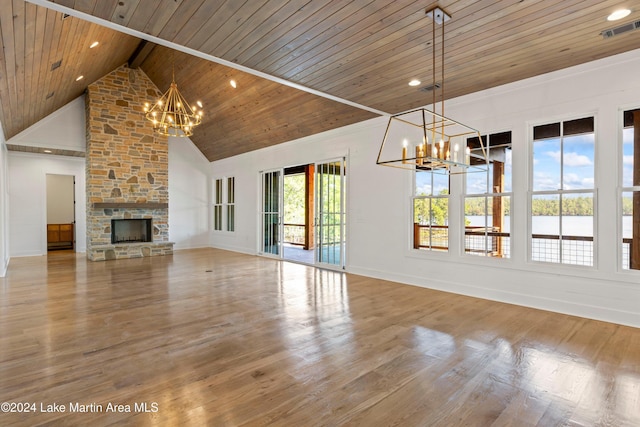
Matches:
[[531, 117, 595, 266], [214, 178, 223, 231], [622, 109, 639, 270], [413, 170, 449, 251], [465, 131, 512, 258], [213, 176, 235, 232], [226, 177, 235, 232]]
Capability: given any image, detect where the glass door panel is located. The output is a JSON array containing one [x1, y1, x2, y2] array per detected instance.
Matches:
[[261, 170, 282, 256], [315, 158, 346, 268]]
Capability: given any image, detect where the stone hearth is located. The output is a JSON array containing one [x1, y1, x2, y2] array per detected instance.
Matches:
[[85, 65, 173, 261]]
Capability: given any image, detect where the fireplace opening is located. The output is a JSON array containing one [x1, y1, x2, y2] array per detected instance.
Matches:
[[111, 219, 152, 244]]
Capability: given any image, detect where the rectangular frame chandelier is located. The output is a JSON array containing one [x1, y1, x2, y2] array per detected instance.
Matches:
[[376, 107, 488, 174], [376, 6, 488, 175]]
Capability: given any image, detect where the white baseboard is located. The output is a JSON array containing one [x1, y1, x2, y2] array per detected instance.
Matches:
[[348, 265, 640, 329]]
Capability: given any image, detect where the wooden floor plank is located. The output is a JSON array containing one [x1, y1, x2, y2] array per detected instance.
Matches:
[[0, 248, 638, 426]]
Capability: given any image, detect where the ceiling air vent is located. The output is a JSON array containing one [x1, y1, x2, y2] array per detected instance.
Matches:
[[601, 20, 640, 38], [420, 82, 441, 92]]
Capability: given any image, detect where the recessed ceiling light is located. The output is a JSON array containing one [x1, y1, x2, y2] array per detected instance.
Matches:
[[607, 9, 631, 21], [43, 149, 52, 153], [230, 79, 237, 88], [75, 75, 84, 81], [90, 41, 99, 48], [408, 79, 421, 87]]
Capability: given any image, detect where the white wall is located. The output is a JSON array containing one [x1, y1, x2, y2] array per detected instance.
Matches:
[[0, 124, 9, 276], [5, 94, 211, 257], [8, 152, 87, 256], [7, 97, 89, 257], [211, 48, 640, 328], [9, 97, 86, 151], [168, 136, 211, 250], [46, 174, 75, 224]]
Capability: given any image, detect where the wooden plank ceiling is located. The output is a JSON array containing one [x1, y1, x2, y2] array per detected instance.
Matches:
[[1, 0, 639, 161]]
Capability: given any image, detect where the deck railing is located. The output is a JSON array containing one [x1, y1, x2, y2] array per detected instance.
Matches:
[[414, 223, 634, 267], [464, 229, 511, 258], [283, 223, 305, 245]]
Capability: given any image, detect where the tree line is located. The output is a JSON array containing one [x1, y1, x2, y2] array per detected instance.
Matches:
[[417, 195, 601, 227], [465, 196, 640, 216], [464, 196, 606, 216]]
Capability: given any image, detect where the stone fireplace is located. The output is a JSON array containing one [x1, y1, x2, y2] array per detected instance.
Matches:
[[85, 65, 174, 261]]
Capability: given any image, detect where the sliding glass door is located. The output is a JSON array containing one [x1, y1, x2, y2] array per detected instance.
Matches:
[[260, 159, 346, 269], [260, 169, 282, 257], [315, 158, 346, 268]]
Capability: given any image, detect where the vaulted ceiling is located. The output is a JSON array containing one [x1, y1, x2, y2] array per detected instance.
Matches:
[[1, 1, 639, 161]]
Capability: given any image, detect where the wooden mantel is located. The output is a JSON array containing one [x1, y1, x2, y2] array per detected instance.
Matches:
[[91, 202, 168, 209]]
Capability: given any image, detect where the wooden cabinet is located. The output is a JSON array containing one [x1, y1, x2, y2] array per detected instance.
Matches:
[[47, 224, 74, 250]]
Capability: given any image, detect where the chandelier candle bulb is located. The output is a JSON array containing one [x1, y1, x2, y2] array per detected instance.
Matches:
[[465, 146, 471, 165], [446, 149, 450, 161], [453, 143, 459, 163], [439, 140, 444, 159], [423, 136, 428, 163], [402, 140, 408, 164]]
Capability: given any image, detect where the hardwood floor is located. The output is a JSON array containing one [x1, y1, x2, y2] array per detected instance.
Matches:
[[0, 248, 638, 426]]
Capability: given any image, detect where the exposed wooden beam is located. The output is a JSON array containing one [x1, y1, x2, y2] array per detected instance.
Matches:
[[304, 164, 315, 251], [127, 40, 156, 69]]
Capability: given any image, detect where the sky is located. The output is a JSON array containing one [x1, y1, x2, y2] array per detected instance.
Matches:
[[623, 127, 635, 187], [533, 134, 594, 192]]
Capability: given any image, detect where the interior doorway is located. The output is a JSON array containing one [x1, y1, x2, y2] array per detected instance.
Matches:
[[46, 174, 75, 251]]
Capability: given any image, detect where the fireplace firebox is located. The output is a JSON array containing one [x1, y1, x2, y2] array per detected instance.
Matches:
[[111, 219, 152, 244]]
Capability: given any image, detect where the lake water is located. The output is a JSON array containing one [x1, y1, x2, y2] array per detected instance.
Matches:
[[466, 216, 633, 237]]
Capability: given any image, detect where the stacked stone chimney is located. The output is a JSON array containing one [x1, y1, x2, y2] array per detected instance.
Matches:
[[85, 64, 173, 261]]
